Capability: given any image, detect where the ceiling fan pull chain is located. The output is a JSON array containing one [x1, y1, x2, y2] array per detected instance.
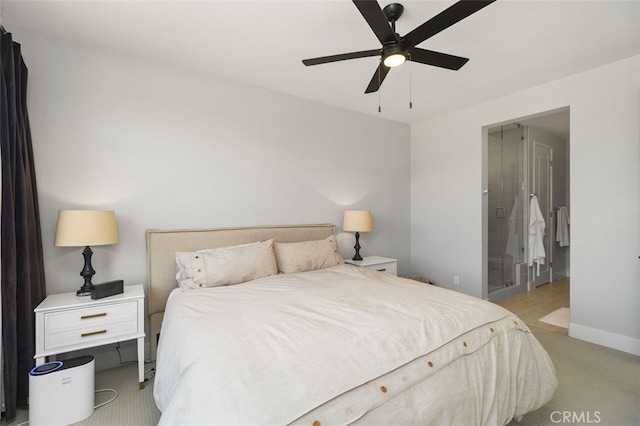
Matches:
[[409, 53, 413, 109], [378, 62, 382, 113]]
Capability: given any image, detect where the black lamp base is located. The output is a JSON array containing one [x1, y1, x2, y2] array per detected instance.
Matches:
[[77, 246, 96, 297], [352, 231, 363, 261], [76, 287, 93, 297]]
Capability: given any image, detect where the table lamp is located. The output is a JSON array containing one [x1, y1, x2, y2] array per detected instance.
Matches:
[[54, 210, 118, 296], [343, 210, 372, 261]]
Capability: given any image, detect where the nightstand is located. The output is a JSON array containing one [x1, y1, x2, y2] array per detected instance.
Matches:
[[34, 284, 146, 389], [344, 256, 398, 276]]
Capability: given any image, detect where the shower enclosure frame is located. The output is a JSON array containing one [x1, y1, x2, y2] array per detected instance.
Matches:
[[483, 123, 530, 302]]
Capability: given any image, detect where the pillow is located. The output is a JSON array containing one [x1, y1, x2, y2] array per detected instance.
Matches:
[[175, 239, 277, 289], [274, 236, 343, 274]]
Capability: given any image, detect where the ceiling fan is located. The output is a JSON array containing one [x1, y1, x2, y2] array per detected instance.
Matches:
[[302, 0, 496, 94]]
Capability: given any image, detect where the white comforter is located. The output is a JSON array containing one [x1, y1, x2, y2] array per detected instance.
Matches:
[[154, 265, 557, 425]]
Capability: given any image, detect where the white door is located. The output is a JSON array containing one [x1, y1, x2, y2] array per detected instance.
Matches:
[[532, 141, 553, 286]]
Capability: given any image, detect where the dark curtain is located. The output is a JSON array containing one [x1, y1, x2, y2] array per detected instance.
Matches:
[[0, 27, 46, 420]]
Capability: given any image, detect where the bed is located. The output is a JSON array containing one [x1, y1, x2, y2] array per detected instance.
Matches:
[[148, 224, 557, 425]]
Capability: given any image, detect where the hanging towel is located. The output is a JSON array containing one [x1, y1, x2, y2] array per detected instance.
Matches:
[[528, 195, 546, 276], [556, 206, 570, 247]]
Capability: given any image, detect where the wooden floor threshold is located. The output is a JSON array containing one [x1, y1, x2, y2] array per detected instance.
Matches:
[[496, 277, 570, 335]]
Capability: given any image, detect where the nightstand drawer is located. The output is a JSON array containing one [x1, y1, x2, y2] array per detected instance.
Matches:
[[45, 319, 138, 351], [363, 261, 397, 276], [45, 301, 138, 333]]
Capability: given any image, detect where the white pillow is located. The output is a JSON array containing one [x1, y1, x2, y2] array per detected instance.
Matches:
[[176, 239, 277, 289], [274, 236, 343, 274]]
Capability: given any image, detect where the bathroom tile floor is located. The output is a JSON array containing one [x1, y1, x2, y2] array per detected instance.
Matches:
[[496, 277, 570, 335]]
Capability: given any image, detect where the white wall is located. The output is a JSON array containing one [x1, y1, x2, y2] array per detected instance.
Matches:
[[12, 28, 411, 366], [411, 55, 640, 355]]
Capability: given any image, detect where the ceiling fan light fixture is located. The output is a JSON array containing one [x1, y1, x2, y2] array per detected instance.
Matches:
[[383, 52, 406, 67], [382, 43, 408, 68]]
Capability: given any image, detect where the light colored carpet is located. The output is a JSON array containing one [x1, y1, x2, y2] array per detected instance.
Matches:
[[6, 330, 639, 425], [73, 361, 161, 425], [508, 326, 640, 426], [539, 307, 570, 328]]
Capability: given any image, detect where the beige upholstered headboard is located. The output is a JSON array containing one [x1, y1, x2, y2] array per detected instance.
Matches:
[[145, 224, 336, 359]]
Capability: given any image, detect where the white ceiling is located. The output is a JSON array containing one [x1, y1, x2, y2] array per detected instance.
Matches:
[[2, 0, 639, 125]]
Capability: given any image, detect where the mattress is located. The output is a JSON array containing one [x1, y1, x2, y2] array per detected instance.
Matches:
[[153, 264, 557, 425]]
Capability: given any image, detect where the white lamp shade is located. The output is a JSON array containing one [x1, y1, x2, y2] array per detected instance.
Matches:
[[54, 210, 118, 247], [343, 210, 373, 232]]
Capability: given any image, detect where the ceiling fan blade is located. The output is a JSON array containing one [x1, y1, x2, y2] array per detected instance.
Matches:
[[365, 63, 390, 94], [409, 48, 469, 70], [353, 0, 399, 45], [404, 0, 496, 47], [302, 49, 381, 66]]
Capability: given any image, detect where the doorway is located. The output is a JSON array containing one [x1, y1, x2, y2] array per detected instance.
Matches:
[[484, 107, 570, 302]]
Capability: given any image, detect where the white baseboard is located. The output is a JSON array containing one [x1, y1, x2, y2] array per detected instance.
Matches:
[[552, 269, 568, 281], [569, 322, 640, 356]]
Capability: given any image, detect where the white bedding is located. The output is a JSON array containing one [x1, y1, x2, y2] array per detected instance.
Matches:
[[154, 265, 557, 425]]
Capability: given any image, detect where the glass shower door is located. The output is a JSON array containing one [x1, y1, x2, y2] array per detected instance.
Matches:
[[488, 124, 527, 294]]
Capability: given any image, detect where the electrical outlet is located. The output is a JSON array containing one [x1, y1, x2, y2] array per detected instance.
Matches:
[[454, 275, 460, 285]]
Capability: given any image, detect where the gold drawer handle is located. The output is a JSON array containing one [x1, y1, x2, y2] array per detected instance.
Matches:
[[81, 312, 107, 320], [81, 329, 107, 337], [377, 268, 386, 272]]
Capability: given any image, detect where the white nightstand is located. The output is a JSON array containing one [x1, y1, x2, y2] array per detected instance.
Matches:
[[344, 256, 398, 276], [34, 284, 146, 389]]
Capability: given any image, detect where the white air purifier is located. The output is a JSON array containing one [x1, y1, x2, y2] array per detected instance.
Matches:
[[29, 355, 95, 426]]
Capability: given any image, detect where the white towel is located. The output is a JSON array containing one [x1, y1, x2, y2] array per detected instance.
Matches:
[[556, 206, 570, 247], [528, 195, 546, 276]]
